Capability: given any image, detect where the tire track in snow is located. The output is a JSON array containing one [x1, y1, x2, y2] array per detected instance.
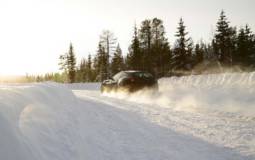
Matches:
[[74, 90, 255, 160]]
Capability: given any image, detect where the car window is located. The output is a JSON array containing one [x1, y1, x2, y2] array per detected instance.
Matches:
[[132, 72, 153, 78], [132, 72, 141, 78], [143, 73, 153, 78]]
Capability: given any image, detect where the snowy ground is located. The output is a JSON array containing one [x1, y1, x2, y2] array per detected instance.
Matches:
[[1, 72, 255, 160]]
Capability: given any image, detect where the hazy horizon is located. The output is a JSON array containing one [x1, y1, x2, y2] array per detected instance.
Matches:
[[0, 0, 254, 76]]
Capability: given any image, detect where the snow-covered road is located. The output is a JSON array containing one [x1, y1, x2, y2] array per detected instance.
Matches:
[[1, 72, 255, 160], [74, 90, 253, 160]]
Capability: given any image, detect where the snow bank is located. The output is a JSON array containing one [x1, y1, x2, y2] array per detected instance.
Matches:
[[0, 83, 80, 160], [159, 72, 255, 116]]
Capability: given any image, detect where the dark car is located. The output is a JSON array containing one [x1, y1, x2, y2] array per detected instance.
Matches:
[[101, 70, 158, 93]]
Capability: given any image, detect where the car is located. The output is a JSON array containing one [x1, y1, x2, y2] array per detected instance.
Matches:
[[101, 70, 158, 93]]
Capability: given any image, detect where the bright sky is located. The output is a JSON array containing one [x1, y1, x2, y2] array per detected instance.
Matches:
[[0, 0, 254, 75]]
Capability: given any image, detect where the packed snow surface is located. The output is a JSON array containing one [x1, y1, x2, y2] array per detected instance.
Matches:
[[1, 72, 255, 160]]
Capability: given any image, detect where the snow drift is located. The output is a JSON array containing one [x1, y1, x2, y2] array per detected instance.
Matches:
[[0, 83, 80, 160], [159, 72, 255, 116]]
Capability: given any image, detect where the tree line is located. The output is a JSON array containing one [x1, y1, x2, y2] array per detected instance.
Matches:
[[35, 10, 255, 83]]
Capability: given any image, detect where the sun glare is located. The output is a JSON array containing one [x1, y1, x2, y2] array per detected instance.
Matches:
[[0, 0, 254, 77]]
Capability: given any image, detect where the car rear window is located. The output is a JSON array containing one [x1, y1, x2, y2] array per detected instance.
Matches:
[[132, 72, 153, 79]]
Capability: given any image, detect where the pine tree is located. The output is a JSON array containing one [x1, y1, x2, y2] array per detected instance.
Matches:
[[86, 54, 92, 81], [213, 10, 236, 66], [251, 31, 255, 68], [139, 19, 152, 71], [58, 43, 77, 83], [172, 18, 193, 71], [126, 23, 141, 70], [137, 18, 171, 76], [59, 54, 68, 71], [235, 27, 246, 66], [235, 25, 255, 68], [151, 18, 171, 77], [111, 44, 124, 75], [194, 43, 204, 65], [99, 30, 117, 76], [78, 58, 86, 82], [67, 43, 76, 83], [94, 43, 108, 81]]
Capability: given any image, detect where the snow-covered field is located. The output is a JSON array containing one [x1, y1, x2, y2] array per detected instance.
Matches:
[[1, 72, 255, 160]]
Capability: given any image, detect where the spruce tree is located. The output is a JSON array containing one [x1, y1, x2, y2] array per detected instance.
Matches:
[[235, 25, 255, 68], [194, 43, 204, 65], [80, 58, 87, 82], [86, 54, 92, 81], [99, 30, 117, 76], [92, 54, 99, 81], [126, 23, 141, 70], [58, 43, 77, 83], [235, 27, 247, 66], [94, 43, 108, 81], [59, 53, 68, 82], [59, 54, 68, 71], [151, 18, 171, 77], [79, 58, 86, 82], [67, 43, 76, 83], [137, 18, 171, 76], [111, 44, 124, 75], [251, 31, 255, 68], [213, 10, 236, 66], [139, 19, 152, 71], [172, 18, 193, 71]]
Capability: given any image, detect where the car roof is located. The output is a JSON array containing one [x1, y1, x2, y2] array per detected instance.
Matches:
[[123, 70, 143, 73]]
